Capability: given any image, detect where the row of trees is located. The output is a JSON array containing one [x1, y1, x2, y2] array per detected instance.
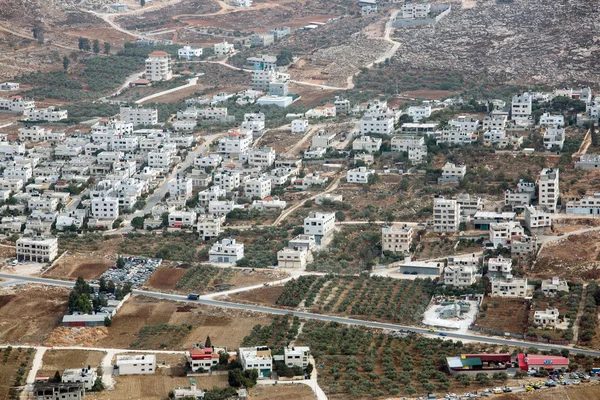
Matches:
[[77, 37, 111, 55]]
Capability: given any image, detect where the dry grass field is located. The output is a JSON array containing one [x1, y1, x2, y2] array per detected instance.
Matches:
[[45, 253, 115, 280], [0, 285, 69, 345], [250, 384, 315, 400], [473, 297, 528, 335], [37, 350, 105, 378]]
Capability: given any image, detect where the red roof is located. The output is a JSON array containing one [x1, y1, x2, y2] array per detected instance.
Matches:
[[133, 78, 150, 84], [149, 51, 169, 56], [9, 95, 21, 100]]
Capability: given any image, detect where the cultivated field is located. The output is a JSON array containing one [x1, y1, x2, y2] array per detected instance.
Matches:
[[231, 275, 436, 326], [0, 347, 34, 400], [0, 285, 69, 345]]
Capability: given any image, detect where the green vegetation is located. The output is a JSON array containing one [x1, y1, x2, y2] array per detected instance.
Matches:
[[274, 275, 435, 325], [241, 314, 301, 354], [119, 232, 201, 262], [176, 266, 235, 292], [578, 281, 599, 345], [130, 323, 192, 349]]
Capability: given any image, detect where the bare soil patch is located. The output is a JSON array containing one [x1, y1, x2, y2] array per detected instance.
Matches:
[[0, 284, 69, 345], [403, 89, 460, 100], [38, 350, 105, 378], [227, 285, 285, 307], [535, 231, 600, 281], [145, 266, 187, 291], [250, 384, 315, 400], [474, 297, 528, 335], [45, 253, 114, 280]]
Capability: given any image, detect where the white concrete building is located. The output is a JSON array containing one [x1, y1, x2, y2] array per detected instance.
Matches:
[[197, 214, 223, 240], [539, 112, 564, 127], [449, 116, 480, 132], [487, 255, 512, 276], [213, 41, 235, 56], [145, 51, 172, 81], [533, 308, 559, 328], [444, 263, 477, 287], [169, 176, 193, 200], [61, 368, 97, 391], [490, 276, 528, 298], [511, 93, 533, 123], [360, 113, 394, 135], [291, 119, 309, 133], [482, 112, 508, 131], [438, 126, 478, 146], [567, 193, 600, 215], [408, 104, 431, 122], [401, 3, 430, 18], [24, 106, 68, 122], [438, 162, 466, 184], [543, 126, 565, 150], [217, 129, 252, 155], [16, 235, 58, 262], [195, 154, 222, 170], [489, 221, 525, 248], [277, 247, 308, 269], [246, 54, 277, 69], [524, 205, 552, 231], [408, 145, 428, 164], [347, 167, 375, 184], [381, 224, 413, 253], [148, 143, 177, 170], [244, 176, 272, 199], [247, 146, 276, 167], [178, 45, 203, 60], [18, 126, 51, 142], [91, 197, 119, 219], [352, 135, 382, 153], [209, 238, 245, 263], [304, 211, 335, 245], [284, 346, 311, 368], [433, 196, 460, 232], [391, 135, 425, 152], [305, 104, 336, 119], [539, 168, 559, 213], [168, 210, 197, 228], [311, 130, 336, 149], [238, 347, 272, 378], [120, 106, 158, 126], [213, 171, 240, 192], [115, 354, 156, 375], [0, 95, 35, 113], [505, 182, 535, 209], [541, 277, 569, 296]]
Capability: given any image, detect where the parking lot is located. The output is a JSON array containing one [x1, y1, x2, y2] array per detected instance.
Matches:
[[91, 256, 162, 288]]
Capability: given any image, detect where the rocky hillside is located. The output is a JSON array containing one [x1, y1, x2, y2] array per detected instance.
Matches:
[[0, 0, 118, 25], [390, 0, 600, 86]]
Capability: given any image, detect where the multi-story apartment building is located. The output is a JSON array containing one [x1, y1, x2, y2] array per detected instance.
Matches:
[[115, 354, 156, 375], [0, 95, 35, 113], [217, 129, 252, 155], [284, 346, 311, 368], [487, 255, 512, 276], [408, 104, 431, 121], [359, 113, 395, 135], [197, 214, 223, 240], [352, 135, 382, 153], [277, 247, 308, 269], [120, 106, 158, 126], [438, 126, 478, 146], [566, 192, 600, 214], [438, 162, 466, 184], [449, 116, 480, 132], [91, 197, 119, 219], [543, 126, 565, 150], [24, 106, 68, 122], [148, 143, 177, 170], [504, 180, 536, 209], [145, 51, 172, 81], [511, 92, 533, 123], [291, 119, 309, 133], [213, 41, 235, 56], [244, 176, 272, 199], [213, 171, 240, 192], [539, 112, 564, 127], [304, 211, 335, 245], [408, 145, 428, 164], [490, 276, 528, 298], [444, 261, 477, 287], [347, 167, 375, 184], [482, 111, 508, 131], [381, 224, 413, 253], [524, 205, 552, 231], [169, 176, 193, 200], [311, 130, 336, 148], [209, 238, 245, 263], [16, 235, 58, 262], [489, 221, 525, 248], [539, 168, 559, 213], [247, 146, 276, 167], [391, 135, 425, 152], [433, 196, 460, 232], [168, 210, 197, 228], [246, 54, 277, 69], [401, 3, 430, 18]]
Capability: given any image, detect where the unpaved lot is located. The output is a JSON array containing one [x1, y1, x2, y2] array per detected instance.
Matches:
[[45, 253, 115, 280], [535, 231, 600, 280], [0, 285, 69, 345], [473, 297, 528, 335], [85, 374, 228, 400], [251, 384, 315, 400], [37, 350, 105, 378]]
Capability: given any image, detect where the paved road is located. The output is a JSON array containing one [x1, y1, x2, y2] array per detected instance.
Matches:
[[3, 273, 600, 357], [117, 132, 223, 232], [135, 77, 199, 104]]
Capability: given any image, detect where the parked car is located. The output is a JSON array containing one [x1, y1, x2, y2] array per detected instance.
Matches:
[[503, 387, 512, 392], [439, 332, 447, 337]]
